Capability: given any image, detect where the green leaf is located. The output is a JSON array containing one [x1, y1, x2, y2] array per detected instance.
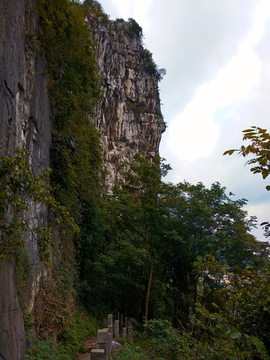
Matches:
[[197, 255, 202, 264], [223, 149, 237, 156], [229, 332, 241, 339], [263, 296, 270, 306], [252, 337, 264, 353], [262, 169, 269, 179]]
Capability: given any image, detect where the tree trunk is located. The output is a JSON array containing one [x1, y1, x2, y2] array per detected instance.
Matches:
[[144, 261, 154, 339]]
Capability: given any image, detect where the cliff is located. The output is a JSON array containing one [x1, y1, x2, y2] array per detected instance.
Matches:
[[0, 0, 165, 358], [0, 1, 52, 358], [85, 0, 165, 189]]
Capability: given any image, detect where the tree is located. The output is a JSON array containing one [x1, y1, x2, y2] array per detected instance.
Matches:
[[80, 155, 178, 326], [193, 255, 270, 357], [224, 126, 270, 189], [160, 181, 266, 328], [224, 126, 270, 236]]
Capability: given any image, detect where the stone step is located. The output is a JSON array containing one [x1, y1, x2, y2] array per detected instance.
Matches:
[[77, 353, 91, 360], [77, 337, 98, 360], [83, 337, 98, 350]]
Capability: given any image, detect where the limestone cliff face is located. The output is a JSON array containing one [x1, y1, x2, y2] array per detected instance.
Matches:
[[0, 1, 165, 358], [0, 1, 52, 358], [85, 2, 166, 189]]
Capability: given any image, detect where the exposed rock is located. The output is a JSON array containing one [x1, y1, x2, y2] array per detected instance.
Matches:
[[0, 1, 165, 358], [85, 2, 166, 190], [111, 340, 123, 353], [0, 0, 52, 358]]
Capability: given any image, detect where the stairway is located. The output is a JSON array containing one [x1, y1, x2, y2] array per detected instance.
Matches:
[[77, 337, 97, 360]]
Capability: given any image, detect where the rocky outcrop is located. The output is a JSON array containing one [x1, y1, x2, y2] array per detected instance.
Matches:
[[85, 1, 166, 190], [0, 0, 52, 358], [0, 1, 165, 358]]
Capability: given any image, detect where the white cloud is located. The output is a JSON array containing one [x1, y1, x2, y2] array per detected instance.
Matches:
[[106, 0, 153, 30], [167, 0, 270, 163], [248, 0, 270, 45], [98, 0, 270, 242]]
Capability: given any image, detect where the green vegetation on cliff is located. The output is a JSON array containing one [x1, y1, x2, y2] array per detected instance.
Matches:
[[0, 145, 78, 265], [38, 0, 102, 215], [19, 1, 270, 358]]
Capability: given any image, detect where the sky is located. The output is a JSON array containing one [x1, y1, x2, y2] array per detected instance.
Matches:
[[97, 0, 270, 241]]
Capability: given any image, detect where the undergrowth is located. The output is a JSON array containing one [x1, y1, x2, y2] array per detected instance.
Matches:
[[25, 308, 104, 360], [113, 319, 269, 360]]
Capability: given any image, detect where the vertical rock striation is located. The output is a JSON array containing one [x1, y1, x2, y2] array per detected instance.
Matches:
[[0, 0, 52, 358], [85, 1, 166, 190], [0, 0, 165, 358]]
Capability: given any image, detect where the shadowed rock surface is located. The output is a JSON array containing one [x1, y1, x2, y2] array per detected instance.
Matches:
[[0, 1, 165, 358], [0, 0, 52, 358]]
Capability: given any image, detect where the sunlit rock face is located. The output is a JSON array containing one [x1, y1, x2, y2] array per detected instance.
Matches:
[[85, 2, 166, 190], [0, 0, 165, 357]]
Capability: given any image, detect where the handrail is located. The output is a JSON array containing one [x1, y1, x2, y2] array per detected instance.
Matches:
[[90, 313, 134, 359]]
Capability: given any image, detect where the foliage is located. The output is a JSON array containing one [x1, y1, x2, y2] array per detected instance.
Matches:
[[84, 0, 110, 23], [79, 153, 267, 329], [224, 126, 270, 189], [224, 126, 270, 236], [193, 256, 270, 356], [114, 313, 270, 359], [25, 337, 71, 360], [37, 0, 105, 330], [14, 248, 33, 314], [38, 0, 102, 223], [26, 308, 104, 359], [14, 248, 32, 292], [0, 145, 78, 265], [33, 262, 77, 339], [23, 313, 36, 334], [113, 341, 149, 360], [125, 100, 146, 123], [58, 308, 105, 357], [126, 18, 143, 41], [158, 180, 265, 329], [142, 49, 166, 81], [24, 3, 270, 357]]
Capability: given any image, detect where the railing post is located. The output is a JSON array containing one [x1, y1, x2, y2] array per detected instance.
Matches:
[[114, 320, 119, 339], [97, 329, 109, 360], [91, 349, 105, 360], [108, 325, 113, 358], [108, 314, 113, 326]]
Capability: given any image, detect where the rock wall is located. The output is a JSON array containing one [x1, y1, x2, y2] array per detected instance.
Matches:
[[0, 0, 52, 358], [86, 1, 166, 190], [0, 1, 165, 358]]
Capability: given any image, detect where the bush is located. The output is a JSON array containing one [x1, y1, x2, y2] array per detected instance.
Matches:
[[126, 18, 143, 41], [25, 337, 71, 360], [57, 308, 105, 358]]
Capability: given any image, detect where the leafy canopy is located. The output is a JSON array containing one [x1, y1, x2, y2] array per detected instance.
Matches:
[[224, 126, 270, 236]]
